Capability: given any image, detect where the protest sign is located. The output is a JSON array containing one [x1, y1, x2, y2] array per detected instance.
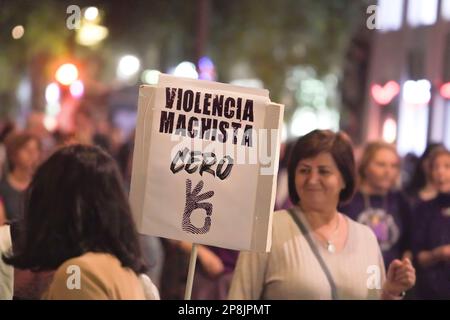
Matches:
[[130, 74, 284, 252]]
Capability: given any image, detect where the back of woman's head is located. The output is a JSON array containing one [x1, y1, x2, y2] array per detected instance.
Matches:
[[3, 144, 147, 274]]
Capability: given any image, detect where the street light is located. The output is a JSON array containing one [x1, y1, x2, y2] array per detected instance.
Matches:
[[117, 55, 140, 81], [11, 25, 25, 39], [70, 80, 84, 98], [84, 7, 99, 21], [55, 63, 79, 86], [173, 61, 198, 79]]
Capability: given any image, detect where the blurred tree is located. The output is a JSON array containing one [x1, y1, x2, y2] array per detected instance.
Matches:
[[0, 0, 72, 117], [208, 0, 369, 102], [1, 0, 370, 120]]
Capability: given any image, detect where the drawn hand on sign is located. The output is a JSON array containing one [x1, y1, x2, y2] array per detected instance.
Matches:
[[182, 179, 214, 234]]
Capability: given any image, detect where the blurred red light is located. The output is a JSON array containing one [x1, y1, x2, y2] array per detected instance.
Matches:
[[371, 81, 400, 105], [55, 63, 79, 86], [439, 82, 450, 99]]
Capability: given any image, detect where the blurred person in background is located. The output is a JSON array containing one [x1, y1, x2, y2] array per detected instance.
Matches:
[[412, 148, 450, 299], [72, 105, 117, 157], [0, 131, 50, 299], [400, 152, 419, 193], [73, 106, 96, 146], [192, 244, 239, 300], [170, 241, 238, 300], [25, 111, 55, 159], [2, 144, 159, 299], [404, 143, 446, 206], [340, 141, 412, 268], [0, 120, 16, 180], [0, 131, 41, 225]]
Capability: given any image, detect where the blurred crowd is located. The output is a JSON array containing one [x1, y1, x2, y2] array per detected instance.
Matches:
[[0, 107, 449, 300]]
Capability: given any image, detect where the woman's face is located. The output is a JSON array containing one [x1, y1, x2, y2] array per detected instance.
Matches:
[[295, 152, 345, 210], [363, 148, 399, 193], [14, 139, 41, 173], [431, 154, 450, 193]]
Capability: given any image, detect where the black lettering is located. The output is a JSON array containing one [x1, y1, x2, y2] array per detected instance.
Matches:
[[224, 97, 235, 119], [231, 122, 241, 145], [218, 121, 228, 143], [203, 93, 212, 116], [212, 95, 224, 117], [175, 114, 187, 136], [188, 117, 198, 138], [236, 97, 242, 120], [217, 156, 234, 180], [170, 147, 189, 173], [201, 118, 212, 140], [185, 151, 202, 174], [159, 111, 175, 133], [210, 119, 218, 141], [242, 125, 253, 147], [170, 148, 233, 180], [194, 92, 202, 113], [176, 88, 183, 110], [165, 88, 177, 109], [243, 99, 254, 122], [199, 153, 216, 177], [183, 90, 194, 112]]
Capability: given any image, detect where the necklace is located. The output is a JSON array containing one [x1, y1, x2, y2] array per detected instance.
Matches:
[[313, 214, 340, 253]]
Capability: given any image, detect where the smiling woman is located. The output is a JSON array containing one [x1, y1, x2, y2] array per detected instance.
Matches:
[[229, 130, 416, 300]]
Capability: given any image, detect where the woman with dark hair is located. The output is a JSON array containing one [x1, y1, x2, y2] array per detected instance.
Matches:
[[412, 148, 450, 299], [405, 143, 446, 204], [339, 141, 412, 268], [0, 131, 41, 225], [0, 120, 16, 180], [2, 144, 159, 299], [229, 130, 415, 300]]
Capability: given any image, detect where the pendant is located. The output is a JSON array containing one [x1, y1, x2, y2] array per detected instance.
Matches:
[[327, 241, 336, 253]]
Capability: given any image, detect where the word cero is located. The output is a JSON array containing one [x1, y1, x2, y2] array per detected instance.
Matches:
[[170, 147, 233, 180]]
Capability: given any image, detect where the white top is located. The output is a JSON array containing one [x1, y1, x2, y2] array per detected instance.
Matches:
[[229, 209, 386, 300], [139, 273, 160, 300], [0, 225, 13, 300]]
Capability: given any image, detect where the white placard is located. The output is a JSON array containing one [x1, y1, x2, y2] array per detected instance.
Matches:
[[129, 74, 284, 252]]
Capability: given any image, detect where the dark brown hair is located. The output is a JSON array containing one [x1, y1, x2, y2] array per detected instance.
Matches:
[[3, 144, 147, 274], [429, 148, 450, 172], [288, 129, 356, 205]]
